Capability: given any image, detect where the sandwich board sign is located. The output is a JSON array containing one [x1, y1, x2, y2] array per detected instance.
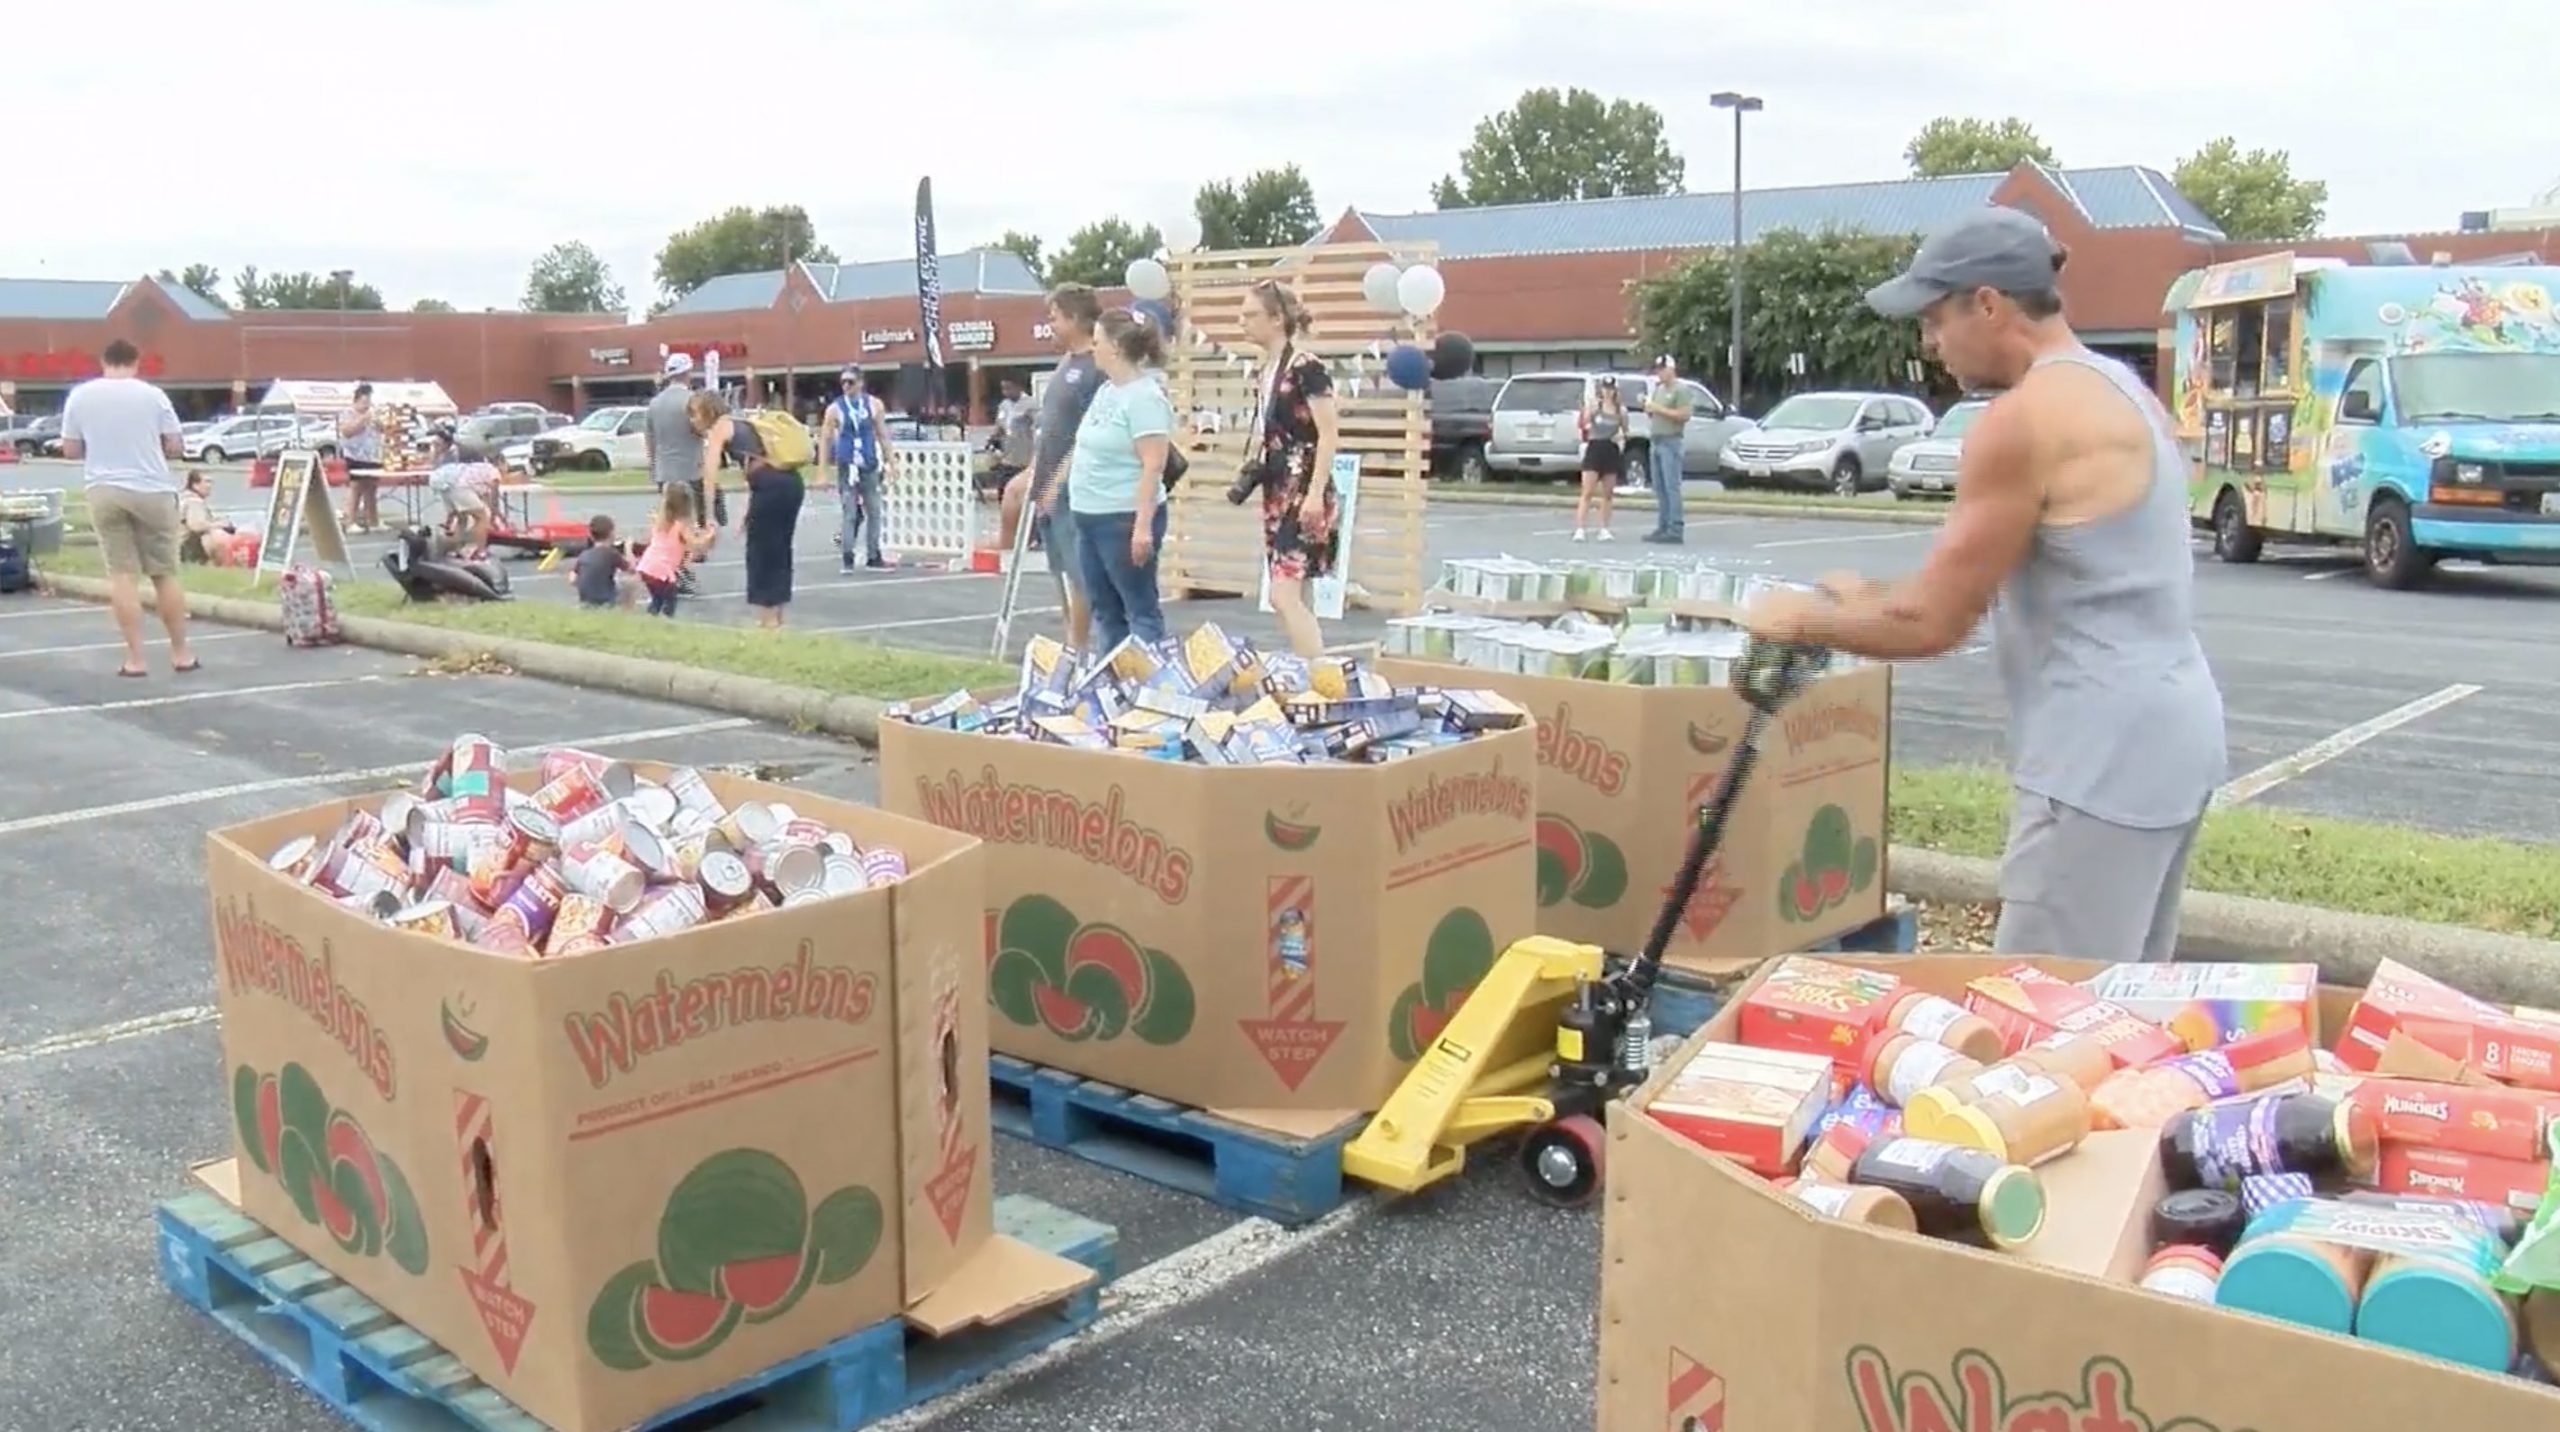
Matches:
[[254, 448, 354, 585]]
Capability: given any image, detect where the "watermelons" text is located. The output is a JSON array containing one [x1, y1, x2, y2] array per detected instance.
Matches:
[[1534, 703, 1629, 796], [1844, 1347, 2237, 1432], [215, 898, 398, 1101], [562, 942, 880, 1089], [1784, 698, 1885, 755], [912, 767, 1191, 904], [1386, 758, 1532, 855]]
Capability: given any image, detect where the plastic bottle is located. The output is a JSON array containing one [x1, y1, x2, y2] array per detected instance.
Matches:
[[2140, 1245, 2224, 1303], [1904, 1053, 2096, 1143], [1785, 1176, 1919, 1232], [1880, 991, 2006, 1063], [2017, 1032, 2114, 1093], [2219, 1229, 2374, 1334], [1938, 1068, 2092, 1167], [2149, 1188, 2246, 1258], [1866, 1034, 1983, 1111], [2159, 1092, 2379, 1192], [1848, 1136, 2046, 1250]]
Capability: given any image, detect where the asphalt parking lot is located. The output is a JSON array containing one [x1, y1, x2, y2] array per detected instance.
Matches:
[[0, 603, 1596, 1432]]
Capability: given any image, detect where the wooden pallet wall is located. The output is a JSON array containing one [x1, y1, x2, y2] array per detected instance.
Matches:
[[1161, 241, 1437, 615]]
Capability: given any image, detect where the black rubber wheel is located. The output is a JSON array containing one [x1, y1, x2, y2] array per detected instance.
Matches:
[[1517, 1114, 1606, 1208], [1830, 455, 1863, 496], [580, 450, 611, 472], [201, 446, 226, 464], [2212, 488, 2263, 564], [1456, 443, 1489, 485], [2364, 497, 2433, 590]]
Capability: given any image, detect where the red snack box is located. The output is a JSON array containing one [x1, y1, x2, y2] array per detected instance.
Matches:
[[1648, 1041, 1834, 1177], [2335, 959, 2560, 1092], [2374, 1143, 2554, 1214], [1736, 955, 1902, 1072], [1962, 964, 2183, 1070], [2346, 1077, 2560, 1162]]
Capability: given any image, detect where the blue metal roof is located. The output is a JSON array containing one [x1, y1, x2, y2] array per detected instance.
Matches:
[[0, 276, 229, 320], [661, 248, 1044, 316], [1355, 164, 2225, 259]]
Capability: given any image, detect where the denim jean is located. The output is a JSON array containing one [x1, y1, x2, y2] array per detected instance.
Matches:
[[1072, 506, 1168, 650], [1647, 436, 1684, 538], [837, 462, 883, 564]]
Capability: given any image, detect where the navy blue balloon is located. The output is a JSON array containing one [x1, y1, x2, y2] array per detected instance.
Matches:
[[1430, 331, 1475, 381], [1385, 343, 1431, 391], [1133, 298, 1175, 333]]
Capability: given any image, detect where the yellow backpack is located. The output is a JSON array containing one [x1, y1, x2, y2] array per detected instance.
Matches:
[[739, 410, 814, 470]]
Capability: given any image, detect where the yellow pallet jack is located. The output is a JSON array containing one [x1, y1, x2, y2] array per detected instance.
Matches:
[[1341, 633, 1834, 1207]]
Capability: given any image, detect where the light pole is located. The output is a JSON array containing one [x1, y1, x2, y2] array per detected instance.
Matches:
[[330, 268, 355, 372], [1709, 92, 1762, 402]]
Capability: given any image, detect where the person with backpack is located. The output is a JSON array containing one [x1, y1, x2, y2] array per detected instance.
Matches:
[[690, 392, 812, 629], [819, 365, 898, 572]]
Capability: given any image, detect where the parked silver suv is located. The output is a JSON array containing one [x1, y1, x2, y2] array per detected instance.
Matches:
[[1887, 397, 1992, 499], [1717, 391, 1934, 495], [1485, 370, 1748, 481]]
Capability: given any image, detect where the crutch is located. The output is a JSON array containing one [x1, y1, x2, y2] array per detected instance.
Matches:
[[988, 485, 1045, 659]]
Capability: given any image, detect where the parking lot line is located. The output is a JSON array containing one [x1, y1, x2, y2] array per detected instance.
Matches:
[[2212, 682, 2485, 808], [0, 715, 753, 839], [688, 571, 991, 602], [0, 629, 259, 661], [0, 1004, 217, 1066], [1751, 529, 1933, 551], [0, 603, 99, 621], [809, 607, 1053, 635], [869, 1196, 1377, 1431], [0, 674, 383, 723]]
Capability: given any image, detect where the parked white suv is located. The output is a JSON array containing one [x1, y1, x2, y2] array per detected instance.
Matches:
[[515, 406, 647, 474], [1887, 397, 1991, 499], [1718, 391, 1933, 496], [1484, 371, 1749, 482]]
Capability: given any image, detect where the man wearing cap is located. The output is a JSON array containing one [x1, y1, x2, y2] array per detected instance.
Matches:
[[1740, 206, 2225, 964], [647, 352, 705, 508], [1640, 355, 1693, 543], [821, 365, 897, 571]]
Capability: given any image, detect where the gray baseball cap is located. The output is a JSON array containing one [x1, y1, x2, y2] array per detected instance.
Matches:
[[1866, 206, 2062, 318]]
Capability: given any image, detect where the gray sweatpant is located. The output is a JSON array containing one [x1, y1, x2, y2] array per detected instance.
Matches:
[[1991, 790, 2203, 964]]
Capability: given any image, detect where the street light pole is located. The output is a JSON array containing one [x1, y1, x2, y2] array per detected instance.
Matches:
[[1709, 92, 1762, 403], [330, 267, 355, 373]]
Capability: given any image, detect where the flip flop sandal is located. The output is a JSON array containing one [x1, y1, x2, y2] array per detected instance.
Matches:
[[171, 659, 203, 674], [118, 666, 148, 678]]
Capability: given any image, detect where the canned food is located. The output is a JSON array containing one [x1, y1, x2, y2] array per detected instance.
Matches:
[[508, 804, 560, 862], [267, 835, 320, 883], [779, 817, 836, 848], [699, 850, 758, 916], [378, 793, 420, 842], [560, 841, 646, 913], [715, 800, 782, 851], [388, 900, 460, 941], [625, 783, 680, 832], [747, 841, 823, 898], [421, 870, 490, 939], [618, 883, 708, 943], [538, 748, 638, 800], [493, 863, 568, 945], [475, 909, 536, 955], [528, 764, 615, 824], [668, 805, 718, 840], [336, 809, 389, 856], [820, 852, 867, 895], [780, 886, 830, 909], [340, 889, 404, 921], [408, 814, 487, 869], [858, 846, 909, 886], [557, 798, 630, 850], [662, 828, 715, 883], [603, 822, 674, 883], [663, 766, 725, 819], [549, 894, 615, 956], [466, 833, 529, 908], [819, 830, 857, 858], [444, 734, 504, 800]]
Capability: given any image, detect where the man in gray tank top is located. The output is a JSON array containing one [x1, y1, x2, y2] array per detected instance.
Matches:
[[1742, 207, 2226, 962]]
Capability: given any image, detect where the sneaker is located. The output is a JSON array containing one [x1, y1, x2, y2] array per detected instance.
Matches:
[[841, 561, 858, 575], [1570, 528, 1586, 542], [865, 556, 891, 570], [1597, 529, 1615, 543]]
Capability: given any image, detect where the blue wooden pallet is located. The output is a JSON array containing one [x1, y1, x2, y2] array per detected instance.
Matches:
[[989, 1054, 1360, 1226], [156, 1188, 1115, 1432], [1648, 901, 1922, 1039]]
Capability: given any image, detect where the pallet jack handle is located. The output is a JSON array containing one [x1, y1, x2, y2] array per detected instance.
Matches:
[[1619, 635, 1834, 1009]]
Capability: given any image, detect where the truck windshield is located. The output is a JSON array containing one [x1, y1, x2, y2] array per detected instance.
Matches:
[[2390, 352, 2560, 423]]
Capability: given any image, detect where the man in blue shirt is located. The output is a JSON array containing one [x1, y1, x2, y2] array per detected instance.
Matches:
[[821, 365, 898, 571]]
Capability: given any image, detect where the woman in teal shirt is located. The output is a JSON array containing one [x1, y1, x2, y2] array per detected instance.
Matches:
[[1067, 309, 1176, 648]]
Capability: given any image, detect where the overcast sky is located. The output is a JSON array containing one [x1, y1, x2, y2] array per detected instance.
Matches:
[[17, 0, 2553, 316]]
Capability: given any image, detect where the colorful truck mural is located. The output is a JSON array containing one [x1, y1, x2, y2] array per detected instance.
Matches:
[[2165, 253, 2560, 588]]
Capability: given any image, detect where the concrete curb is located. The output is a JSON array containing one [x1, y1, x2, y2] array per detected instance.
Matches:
[[1889, 846, 2560, 1006], [37, 572, 892, 743]]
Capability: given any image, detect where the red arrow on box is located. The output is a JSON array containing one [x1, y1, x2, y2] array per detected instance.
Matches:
[[1239, 874, 1344, 1091], [453, 1089, 535, 1374]]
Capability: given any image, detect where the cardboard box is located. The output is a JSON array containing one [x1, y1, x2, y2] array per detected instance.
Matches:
[[1600, 954, 2560, 1431], [2347, 1077, 2560, 1162], [878, 718, 1537, 1120], [2336, 958, 2560, 1091], [1650, 1042, 1832, 1176], [207, 770, 1090, 1432], [2375, 1143, 2554, 1214], [1737, 954, 1901, 1073], [2081, 961, 2319, 1051], [1964, 964, 2185, 1069], [1373, 658, 1890, 975]]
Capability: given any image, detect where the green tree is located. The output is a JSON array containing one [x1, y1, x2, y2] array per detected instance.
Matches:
[[232, 265, 268, 309], [259, 271, 386, 310], [1903, 116, 2057, 178], [1194, 164, 1322, 250], [1632, 228, 1938, 413], [652, 206, 838, 304], [522, 240, 626, 313], [1045, 218, 1164, 289], [989, 229, 1046, 283], [155, 263, 227, 305], [411, 298, 457, 313], [1432, 87, 1683, 208], [2173, 137, 2328, 240]]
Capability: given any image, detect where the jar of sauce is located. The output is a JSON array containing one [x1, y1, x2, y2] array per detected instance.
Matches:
[[1785, 1176, 1919, 1232], [2159, 1092, 2378, 1192], [2139, 1245, 2224, 1303], [1938, 1067, 2092, 1167], [1867, 1034, 1983, 1111], [1880, 990, 2006, 1063], [1848, 1136, 2046, 1250]]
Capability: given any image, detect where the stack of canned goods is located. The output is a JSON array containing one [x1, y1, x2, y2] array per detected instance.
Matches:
[[264, 735, 908, 956]]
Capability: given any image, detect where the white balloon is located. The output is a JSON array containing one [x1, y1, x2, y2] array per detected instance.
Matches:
[[1124, 257, 1172, 301], [1161, 210, 1203, 254], [1361, 261, 1403, 312], [1396, 264, 1446, 318]]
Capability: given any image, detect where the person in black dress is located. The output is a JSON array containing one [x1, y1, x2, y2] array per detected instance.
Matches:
[[1237, 279, 1342, 658], [688, 392, 805, 628]]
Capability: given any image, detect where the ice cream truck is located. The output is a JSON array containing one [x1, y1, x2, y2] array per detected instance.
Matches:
[[2163, 252, 2560, 587]]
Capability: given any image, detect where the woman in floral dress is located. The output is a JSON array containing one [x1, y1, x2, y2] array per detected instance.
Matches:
[[1238, 279, 1342, 658]]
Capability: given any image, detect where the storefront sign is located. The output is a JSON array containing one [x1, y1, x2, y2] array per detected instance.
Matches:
[[663, 340, 749, 362], [9, 350, 166, 381], [1033, 321, 1056, 342], [861, 326, 917, 352], [947, 319, 996, 353], [588, 347, 631, 366]]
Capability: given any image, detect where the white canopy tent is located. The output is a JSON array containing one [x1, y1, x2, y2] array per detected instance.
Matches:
[[254, 379, 458, 416]]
